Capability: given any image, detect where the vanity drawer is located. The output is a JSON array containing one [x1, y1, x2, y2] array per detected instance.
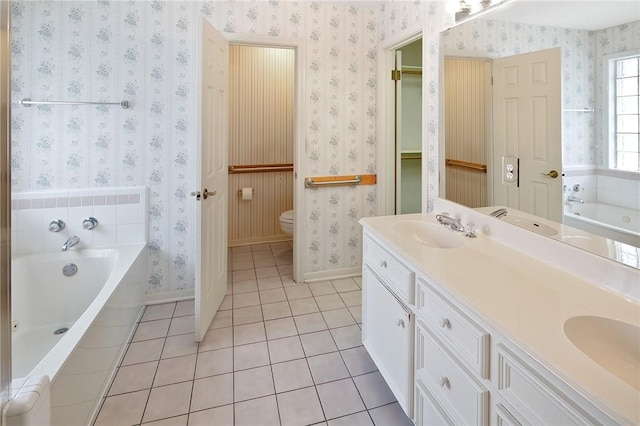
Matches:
[[364, 236, 414, 304], [416, 322, 489, 426], [495, 344, 605, 425], [415, 377, 453, 426], [416, 277, 490, 378]]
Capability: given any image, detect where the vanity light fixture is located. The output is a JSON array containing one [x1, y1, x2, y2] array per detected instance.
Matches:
[[447, 0, 511, 22]]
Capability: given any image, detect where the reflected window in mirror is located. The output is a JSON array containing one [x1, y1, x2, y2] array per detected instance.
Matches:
[[606, 51, 640, 172]]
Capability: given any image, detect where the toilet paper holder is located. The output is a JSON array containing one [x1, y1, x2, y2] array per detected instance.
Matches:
[[237, 188, 255, 196]]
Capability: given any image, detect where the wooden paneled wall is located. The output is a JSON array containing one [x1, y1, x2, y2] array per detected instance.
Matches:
[[444, 58, 491, 208], [228, 45, 295, 246]]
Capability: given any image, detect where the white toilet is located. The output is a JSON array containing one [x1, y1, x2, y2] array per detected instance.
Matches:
[[279, 210, 294, 236]]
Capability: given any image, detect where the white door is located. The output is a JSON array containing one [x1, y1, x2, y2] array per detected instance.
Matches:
[[194, 18, 229, 342], [492, 48, 562, 221]]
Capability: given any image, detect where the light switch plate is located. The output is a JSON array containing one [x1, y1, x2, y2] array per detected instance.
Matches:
[[502, 156, 519, 186]]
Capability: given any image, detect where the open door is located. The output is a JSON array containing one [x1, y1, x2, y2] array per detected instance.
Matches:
[[492, 48, 562, 221], [194, 18, 229, 342]]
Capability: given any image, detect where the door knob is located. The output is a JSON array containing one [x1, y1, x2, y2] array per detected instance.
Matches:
[[541, 170, 559, 178], [190, 188, 217, 201]]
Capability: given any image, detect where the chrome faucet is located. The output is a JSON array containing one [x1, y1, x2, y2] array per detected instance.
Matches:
[[435, 212, 465, 233], [489, 208, 508, 219], [62, 236, 80, 251], [567, 195, 584, 204]]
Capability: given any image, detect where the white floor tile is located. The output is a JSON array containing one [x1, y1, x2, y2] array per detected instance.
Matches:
[[234, 341, 270, 371], [340, 346, 377, 377], [190, 373, 234, 412], [195, 347, 233, 379], [327, 411, 373, 426], [265, 317, 298, 340], [234, 365, 275, 402], [294, 313, 328, 334], [277, 387, 325, 426], [300, 330, 338, 357], [108, 361, 157, 396], [233, 322, 266, 346], [142, 381, 192, 423], [272, 358, 314, 393], [268, 336, 306, 364], [187, 405, 233, 426], [316, 378, 366, 420], [353, 371, 397, 409], [234, 395, 280, 426], [94, 389, 149, 426], [368, 402, 413, 426], [307, 352, 350, 384], [199, 327, 233, 352]]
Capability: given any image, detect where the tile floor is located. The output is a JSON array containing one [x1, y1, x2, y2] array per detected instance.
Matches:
[[94, 242, 413, 426]]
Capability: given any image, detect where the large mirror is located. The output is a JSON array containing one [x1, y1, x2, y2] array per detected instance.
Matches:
[[438, 0, 640, 266]]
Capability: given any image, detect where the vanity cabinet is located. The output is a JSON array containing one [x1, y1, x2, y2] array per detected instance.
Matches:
[[361, 227, 623, 426], [362, 236, 414, 416]]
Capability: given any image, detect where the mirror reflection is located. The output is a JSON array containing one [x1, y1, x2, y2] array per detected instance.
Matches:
[[439, 1, 640, 261]]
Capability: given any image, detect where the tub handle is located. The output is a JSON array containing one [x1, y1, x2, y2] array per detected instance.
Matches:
[[82, 217, 99, 230]]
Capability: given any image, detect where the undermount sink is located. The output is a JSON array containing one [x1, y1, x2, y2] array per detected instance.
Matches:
[[564, 316, 640, 391], [393, 220, 465, 249]]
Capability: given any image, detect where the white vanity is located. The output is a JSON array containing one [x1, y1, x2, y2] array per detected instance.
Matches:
[[360, 199, 639, 425]]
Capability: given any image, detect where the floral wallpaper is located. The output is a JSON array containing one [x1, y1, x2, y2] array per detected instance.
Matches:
[[11, 1, 379, 295]]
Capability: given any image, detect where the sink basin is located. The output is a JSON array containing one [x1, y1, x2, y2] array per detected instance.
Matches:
[[564, 316, 640, 390], [393, 220, 465, 249]]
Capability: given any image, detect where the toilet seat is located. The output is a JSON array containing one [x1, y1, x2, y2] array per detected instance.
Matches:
[[280, 210, 294, 224]]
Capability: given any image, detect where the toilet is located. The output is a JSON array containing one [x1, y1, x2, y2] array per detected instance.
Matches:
[[279, 210, 294, 236]]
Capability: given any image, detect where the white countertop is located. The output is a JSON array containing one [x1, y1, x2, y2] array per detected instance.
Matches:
[[360, 211, 640, 424]]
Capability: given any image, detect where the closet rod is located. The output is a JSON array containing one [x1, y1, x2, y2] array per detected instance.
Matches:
[[20, 98, 130, 109]]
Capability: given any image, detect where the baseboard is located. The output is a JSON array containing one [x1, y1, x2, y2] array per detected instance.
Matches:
[[145, 289, 195, 305], [303, 267, 362, 283]]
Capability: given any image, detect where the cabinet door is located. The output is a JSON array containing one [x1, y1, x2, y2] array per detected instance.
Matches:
[[362, 267, 413, 416]]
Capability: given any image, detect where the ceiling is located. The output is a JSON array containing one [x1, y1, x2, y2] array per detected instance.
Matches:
[[484, 0, 640, 31]]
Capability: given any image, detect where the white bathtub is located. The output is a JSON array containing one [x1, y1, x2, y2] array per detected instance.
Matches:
[[564, 202, 640, 248], [11, 243, 146, 426]]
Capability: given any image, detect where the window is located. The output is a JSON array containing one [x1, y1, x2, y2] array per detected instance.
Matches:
[[611, 54, 640, 172]]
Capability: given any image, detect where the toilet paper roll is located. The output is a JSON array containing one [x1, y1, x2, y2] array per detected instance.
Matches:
[[242, 187, 253, 201]]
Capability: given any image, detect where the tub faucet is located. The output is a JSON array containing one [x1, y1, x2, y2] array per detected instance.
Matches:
[[567, 195, 584, 204], [435, 212, 465, 233], [489, 208, 508, 218], [62, 236, 80, 251]]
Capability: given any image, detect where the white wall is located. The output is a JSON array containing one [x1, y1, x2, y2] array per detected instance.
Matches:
[[11, 1, 379, 296]]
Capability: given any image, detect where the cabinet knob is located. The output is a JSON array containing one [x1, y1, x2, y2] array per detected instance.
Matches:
[[439, 317, 450, 328], [439, 376, 450, 388], [396, 318, 405, 328], [379, 260, 387, 268]]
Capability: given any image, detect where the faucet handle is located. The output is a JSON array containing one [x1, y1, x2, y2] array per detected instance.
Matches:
[[82, 217, 99, 230], [48, 219, 65, 232], [465, 223, 478, 238]]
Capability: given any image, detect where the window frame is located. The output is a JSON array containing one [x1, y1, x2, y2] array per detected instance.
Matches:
[[603, 49, 640, 172]]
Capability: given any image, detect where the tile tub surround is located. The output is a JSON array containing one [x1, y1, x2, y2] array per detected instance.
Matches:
[[94, 243, 412, 426], [11, 187, 148, 255]]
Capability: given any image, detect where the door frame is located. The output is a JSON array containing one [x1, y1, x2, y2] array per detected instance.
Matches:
[[439, 50, 497, 206], [378, 25, 424, 216], [225, 33, 305, 284]]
